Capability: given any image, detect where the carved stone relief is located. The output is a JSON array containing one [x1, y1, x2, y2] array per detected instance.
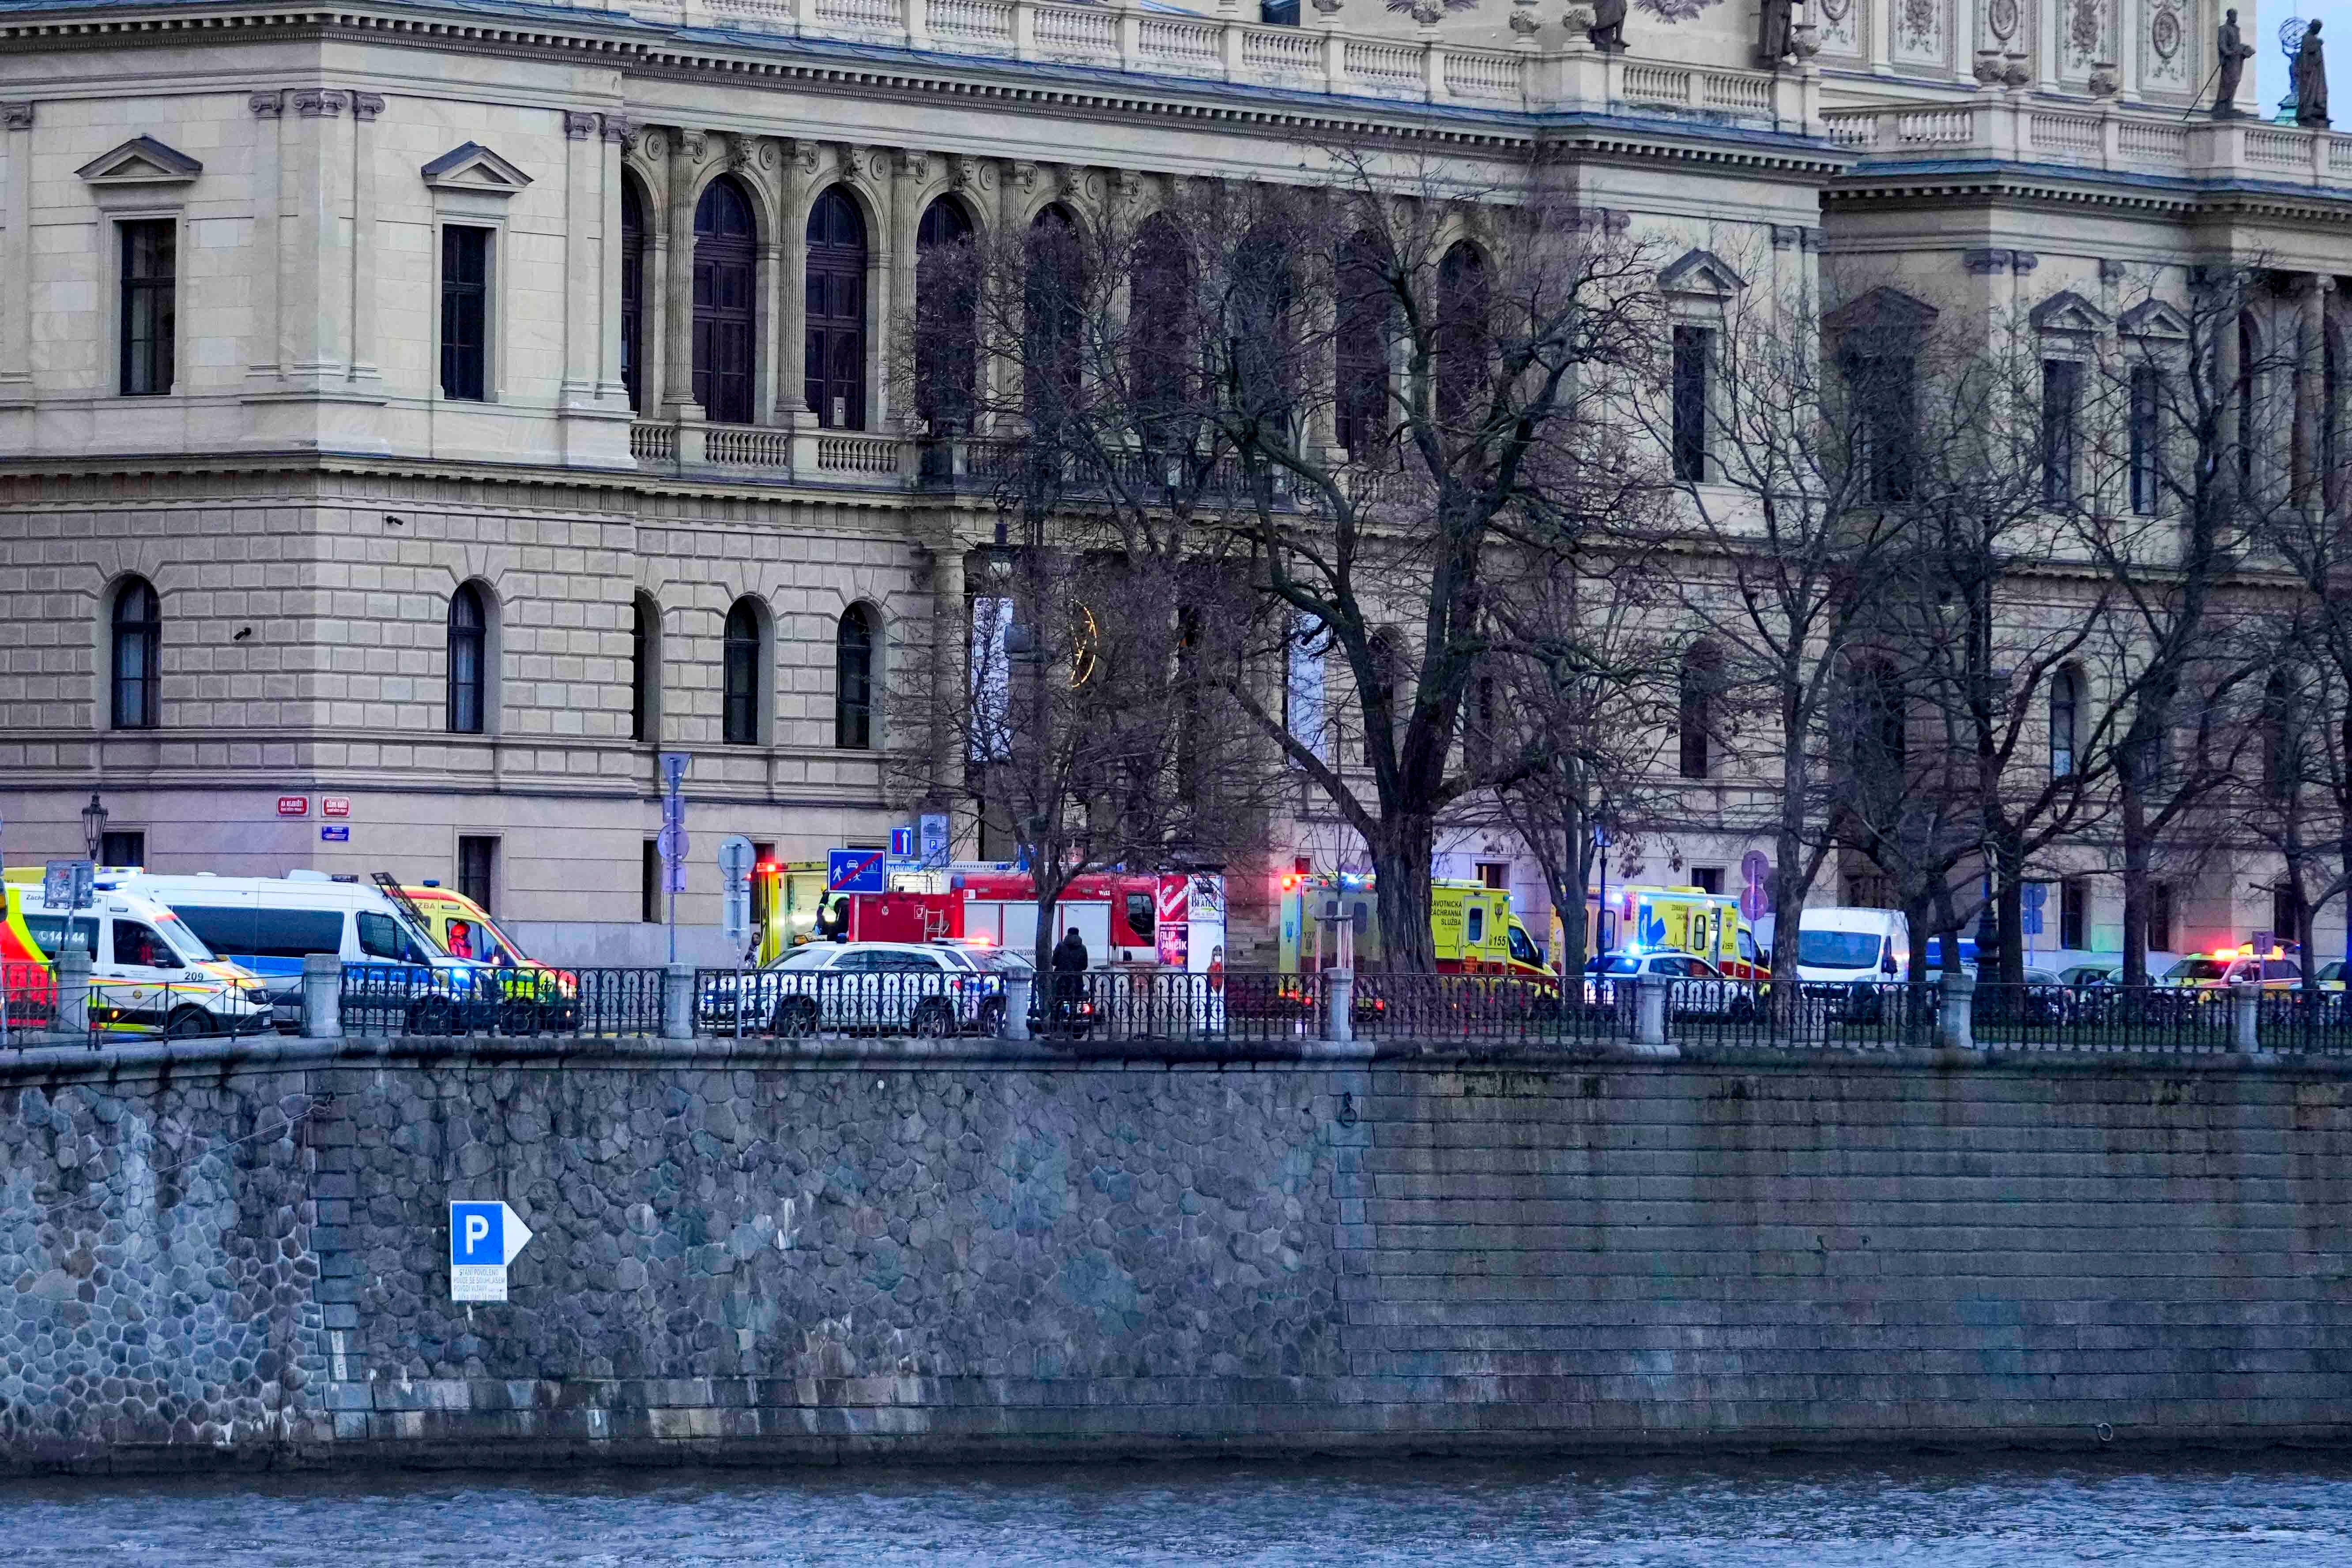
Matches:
[[2141, 0, 2196, 94], [1814, 0, 1861, 58], [1892, 0, 1949, 68]]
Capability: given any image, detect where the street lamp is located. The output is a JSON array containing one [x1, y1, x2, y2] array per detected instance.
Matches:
[[80, 793, 108, 860]]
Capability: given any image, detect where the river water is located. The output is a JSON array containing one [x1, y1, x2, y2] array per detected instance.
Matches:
[[5, 1451, 2348, 1566]]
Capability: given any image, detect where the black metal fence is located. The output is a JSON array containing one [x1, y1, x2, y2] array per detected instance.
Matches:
[[695, 968, 1006, 1038], [1349, 972, 1634, 1044], [1660, 980, 1939, 1050], [340, 964, 660, 1038], [3, 961, 278, 1048]]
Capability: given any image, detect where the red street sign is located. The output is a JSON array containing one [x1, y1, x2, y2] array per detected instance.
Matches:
[[321, 796, 351, 818], [276, 796, 309, 817]]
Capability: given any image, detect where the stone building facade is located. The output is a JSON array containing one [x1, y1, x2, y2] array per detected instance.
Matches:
[[0, 0, 2346, 963]]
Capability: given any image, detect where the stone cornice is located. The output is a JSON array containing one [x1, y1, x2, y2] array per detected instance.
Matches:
[[1827, 157, 2352, 226], [0, 0, 1849, 171]]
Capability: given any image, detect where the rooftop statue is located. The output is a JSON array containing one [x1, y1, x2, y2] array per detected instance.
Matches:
[[2295, 20, 2330, 128], [2212, 9, 2255, 118]]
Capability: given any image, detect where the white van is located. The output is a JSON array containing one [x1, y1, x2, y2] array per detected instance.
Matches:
[[105, 870, 472, 1031], [8, 882, 272, 1037], [1794, 907, 1911, 985]]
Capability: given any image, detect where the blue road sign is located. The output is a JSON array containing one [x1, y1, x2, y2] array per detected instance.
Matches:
[[451, 1201, 507, 1266], [320, 825, 349, 842], [828, 847, 886, 894], [890, 825, 915, 858]]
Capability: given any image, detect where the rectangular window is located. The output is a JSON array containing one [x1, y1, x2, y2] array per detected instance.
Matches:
[[641, 840, 661, 923], [1671, 325, 1711, 482], [119, 220, 176, 396], [2040, 359, 2079, 505], [2146, 881, 2173, 954], [440, 226, 491, 401], [1476, 862, 1508, 891], [457, 835, 498, 915], [1692, 867, 1724, 896], [1847, 354, 1916, 503], [2272, 885, 2298, 944], [99, 830, 146, 867], [2060, 878, 2088, 951], [2129, 365, 2164, 515], [1259, 0, 1299, 20]]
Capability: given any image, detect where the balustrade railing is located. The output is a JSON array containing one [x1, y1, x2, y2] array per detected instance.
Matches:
[[1824, 98, 2341, 183]]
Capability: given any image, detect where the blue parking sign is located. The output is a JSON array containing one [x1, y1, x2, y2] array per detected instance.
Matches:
[[451, 1201, 505, 1266]]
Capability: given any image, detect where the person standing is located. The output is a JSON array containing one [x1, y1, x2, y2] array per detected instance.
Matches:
[[1052, 927, 1090, 1032]]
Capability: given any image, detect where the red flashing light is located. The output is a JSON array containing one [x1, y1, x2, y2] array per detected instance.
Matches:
[[1281, 874, 1299, 891], [756, 859, 778, 872]]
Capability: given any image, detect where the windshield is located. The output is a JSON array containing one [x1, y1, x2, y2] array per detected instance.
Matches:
[[151, 909, 219, 962], [440, 912, 528, 966], [771, 944, 835, 970], [2164, 958, 2227, 982], [1798, 930, 1882, 969], [1585, 954, 1641, 976]]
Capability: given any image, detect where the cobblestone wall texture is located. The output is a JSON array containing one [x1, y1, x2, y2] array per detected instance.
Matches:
[[3, 1047, 2350, 1471]]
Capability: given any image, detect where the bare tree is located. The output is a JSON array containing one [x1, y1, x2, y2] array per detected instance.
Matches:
[[907, 155, 1671, 971]]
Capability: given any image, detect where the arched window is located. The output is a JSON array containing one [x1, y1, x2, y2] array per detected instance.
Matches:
[[447, 583, 489, 735], [722, 598, 763, 746], [630, 592, 659, 743], [1131, 214, 1191, 433], [1229, 223, 1296, 423], [109, 577, 161, 730], [805, 187, 868, 430], [1677, 641, 1720, 780], [836, 605, 875, 750], [1436, 241, 1490, 424], [692, 177, 757, 425], [1025, 205, 1084, 426], [1336, 231, 1392, 457], [2049, 665, 2079, 779], [915, 196, 977, 431], [620, 177, 649, 413]]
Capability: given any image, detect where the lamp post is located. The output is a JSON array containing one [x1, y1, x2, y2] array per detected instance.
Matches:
[[80, 792, 108, 861]]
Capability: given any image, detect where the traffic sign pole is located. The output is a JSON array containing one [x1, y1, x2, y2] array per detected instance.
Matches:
[[659, 754, 690, 965]]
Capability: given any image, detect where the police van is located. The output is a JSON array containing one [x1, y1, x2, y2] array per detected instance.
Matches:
[[104, 870, 480, 1032]]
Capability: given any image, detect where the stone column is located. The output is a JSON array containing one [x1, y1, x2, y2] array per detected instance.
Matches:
[[344, 94, 383, 389], [2216, 285, 2244, 500], [1635, 975, 1668, 1047], [2230, 974, 2261, 1052], [302, 951, 344, 1040], [0, 101, 34, 400], [1324, 969, 1356, 1044], [2294, 273, 2333, 512], [1936, 969, 1975, 1052], [561, 109, 603, 409], [661, 129, 705, 419], [52, 947, 92, 1044], [930, 535, 966, 800], [778, 138, 815, 422], [888, 149, 932, 430], [599, 117, 631, 407], [285, 88, 354, 388], [663, 963, 696, 1040]]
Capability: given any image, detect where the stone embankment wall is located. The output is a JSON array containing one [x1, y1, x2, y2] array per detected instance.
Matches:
[[2, 1036, 2348, 1471]]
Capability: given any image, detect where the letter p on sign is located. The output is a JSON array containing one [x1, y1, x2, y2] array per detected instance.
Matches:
[[449, 1200, 533, 1302]]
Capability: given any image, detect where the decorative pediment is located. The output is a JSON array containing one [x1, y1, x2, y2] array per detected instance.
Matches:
[[75, 136, 202, 186], [2118, 298, 2193, 340], [2029, 290, 2111, 336], [419, 142, 533, 196], [1657, 248, 1747, 298], [1824, 286, 1940, 337]]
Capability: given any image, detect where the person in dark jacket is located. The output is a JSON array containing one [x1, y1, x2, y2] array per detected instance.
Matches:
[[1051, 928, 1089, 1029]]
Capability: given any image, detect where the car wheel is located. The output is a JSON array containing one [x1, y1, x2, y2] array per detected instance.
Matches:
[[771, 996, 820, 1038], [498, 999, 542, 1037], [911, 999, 955, 1039], [163, 1005, 214, 1040], [978, 996, 1007, 1037], [405, 995, 458, 1036]]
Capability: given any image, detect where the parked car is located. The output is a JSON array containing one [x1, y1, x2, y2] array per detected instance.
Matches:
[[2315, 960, 2344, 993], [701, 940, 1001, 1037], [1584, 951, 1756, 1020]]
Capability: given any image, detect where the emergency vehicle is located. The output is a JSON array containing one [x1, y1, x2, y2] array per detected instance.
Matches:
[[746, 859, 1227, 973], [1602, 885, 1766, 981], [1275, 874, 1550, 978]]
